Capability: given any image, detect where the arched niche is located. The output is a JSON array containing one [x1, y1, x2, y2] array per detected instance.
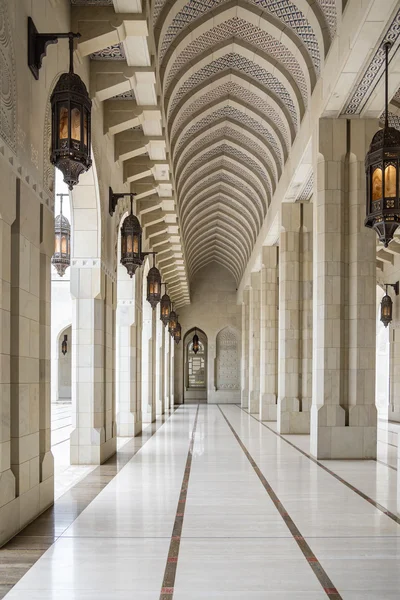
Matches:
[[183, 327, 207, 403], [215, 326, 240, 394]]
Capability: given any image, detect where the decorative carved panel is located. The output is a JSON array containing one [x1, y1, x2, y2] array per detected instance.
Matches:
[[216, 327, 240, 390]]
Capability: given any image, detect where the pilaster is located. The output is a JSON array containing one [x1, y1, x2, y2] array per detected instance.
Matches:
[[311, 118, 377, 459], [241, 288, 250, 408], [249, 272, 261, 414], [70, 264, 117, 464], [259, 246, 278, 421]]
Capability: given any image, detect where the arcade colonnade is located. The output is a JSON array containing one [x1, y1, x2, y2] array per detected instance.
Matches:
[[1, 0, 400, 551]]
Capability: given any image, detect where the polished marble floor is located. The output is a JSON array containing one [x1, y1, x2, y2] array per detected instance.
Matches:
[[2, 405, 400, 599]]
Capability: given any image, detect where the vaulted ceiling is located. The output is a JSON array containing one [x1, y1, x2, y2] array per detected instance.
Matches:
[[154, 0, 336, 284]]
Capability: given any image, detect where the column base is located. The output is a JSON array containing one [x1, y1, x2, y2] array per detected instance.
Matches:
[[241, 389, 248, 409], [249, 390, 260, 414], [278, 397, 310, 434], [310, 404, 377, 459], [260, 394, 277, 421], [70, 427, 117, 465]]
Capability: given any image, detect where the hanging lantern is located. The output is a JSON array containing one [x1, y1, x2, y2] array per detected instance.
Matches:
[[380, 282, 399, 327], [365, 41, 400, 247], [160, 283, 171, 326], [61, 334, 68, 356], [147, 254, 161, 309], [174, 321, 182, 345], [192, 329, 199, 354], [120, 198, 143, 278], [50, 34, 92, 190], [51, 193, 71, 277], [168, 307, 178, 336]]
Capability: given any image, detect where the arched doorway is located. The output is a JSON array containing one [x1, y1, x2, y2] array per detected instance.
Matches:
[[184, 328, 207, 403]]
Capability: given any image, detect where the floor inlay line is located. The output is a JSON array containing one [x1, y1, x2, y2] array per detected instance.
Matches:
[[219, 406, 343, 600], [0, 408, 178, 600], [237, 405, 400, 526], [159, 404, 200, 600]]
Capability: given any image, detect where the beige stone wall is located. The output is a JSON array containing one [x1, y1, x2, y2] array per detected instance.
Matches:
[[174, 263, 241, 404]]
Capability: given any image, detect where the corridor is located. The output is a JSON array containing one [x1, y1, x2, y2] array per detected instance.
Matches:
[[3, 405, 400, 599]]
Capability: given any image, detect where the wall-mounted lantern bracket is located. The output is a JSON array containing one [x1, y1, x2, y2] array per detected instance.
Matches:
[[28, 17, 81, 80], [109, 187, 137, 216]]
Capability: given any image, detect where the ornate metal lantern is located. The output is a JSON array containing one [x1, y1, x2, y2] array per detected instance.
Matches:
[[381, 281, 399, 327], [61, 334, 68, 356], [192, 329, 199, 354], [120, 198, 143, 277], [51, 193, 71, 277], [160, 284, 171, 326], [174, 321, 182, 345], [50, 34, 92, 190], [147, 254, 161, 309], [168, 307, 178, 336], [28, 20, 92, 189], [365, 42, 400, 247]]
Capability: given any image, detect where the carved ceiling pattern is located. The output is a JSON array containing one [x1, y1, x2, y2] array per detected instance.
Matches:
[[178, 144, 272, 199], [170, 81, 290, 151], [164, 17, 308, 102], [176, 125, 279, 184], [158, 0, 322, 73], [179, 152, 269, 208], [155, 0, 329, 283], [174, 105, 283, 166], [168, 52, 298, 126]]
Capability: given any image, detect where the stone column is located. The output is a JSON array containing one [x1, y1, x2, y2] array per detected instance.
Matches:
[[116, 267, 142, 436], [7, 180, 54, 537], [170, 336, 175, 406], [301, 204, 313, 424], [165, 331, 170, 409], [249, 272, 261, 413], [70, 264, 117, 464], [156, 308, 165, 415], [311, 118, 377, 459], [278, 203, 309, 433], [241, 288, 250, 408], [259, 246, 278, 421]]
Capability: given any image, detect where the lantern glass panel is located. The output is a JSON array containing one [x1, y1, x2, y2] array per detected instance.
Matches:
[[55, 235, 61, 253], [372, 167, 382, 201], [59, 105, 69, 141], [133, 234, 139, 254], [84, 110, 88, 147], [71, 106, 81, 142], [61, 235, 67, 253], [385, 164, 397, 197], [127, 234, 133, 253]]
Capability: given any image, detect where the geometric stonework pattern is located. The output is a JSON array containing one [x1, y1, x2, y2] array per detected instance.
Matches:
[[91, 43, 126, 60], [181, 155, 267, 213], [71, 0, 113, 4], [0, 0, 16, 152], [159, 0, 322, 74], [168, 53, 298, 127], [342, 7, 400, 116], [177, 126, 279, 184], [216, 327, 240, 390], [296, 172, 314, 202], [174, 105, 284, 167], [178, 144, 272, 202], [170, 81, 290, 152], [164, 17, 309, 103]]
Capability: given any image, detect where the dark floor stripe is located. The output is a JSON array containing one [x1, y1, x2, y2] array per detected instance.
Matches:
[[0, 408, 178, 600], [236, 405, 400, 526], [218, 406, 342, 600], [159, 405, 200, 600]]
